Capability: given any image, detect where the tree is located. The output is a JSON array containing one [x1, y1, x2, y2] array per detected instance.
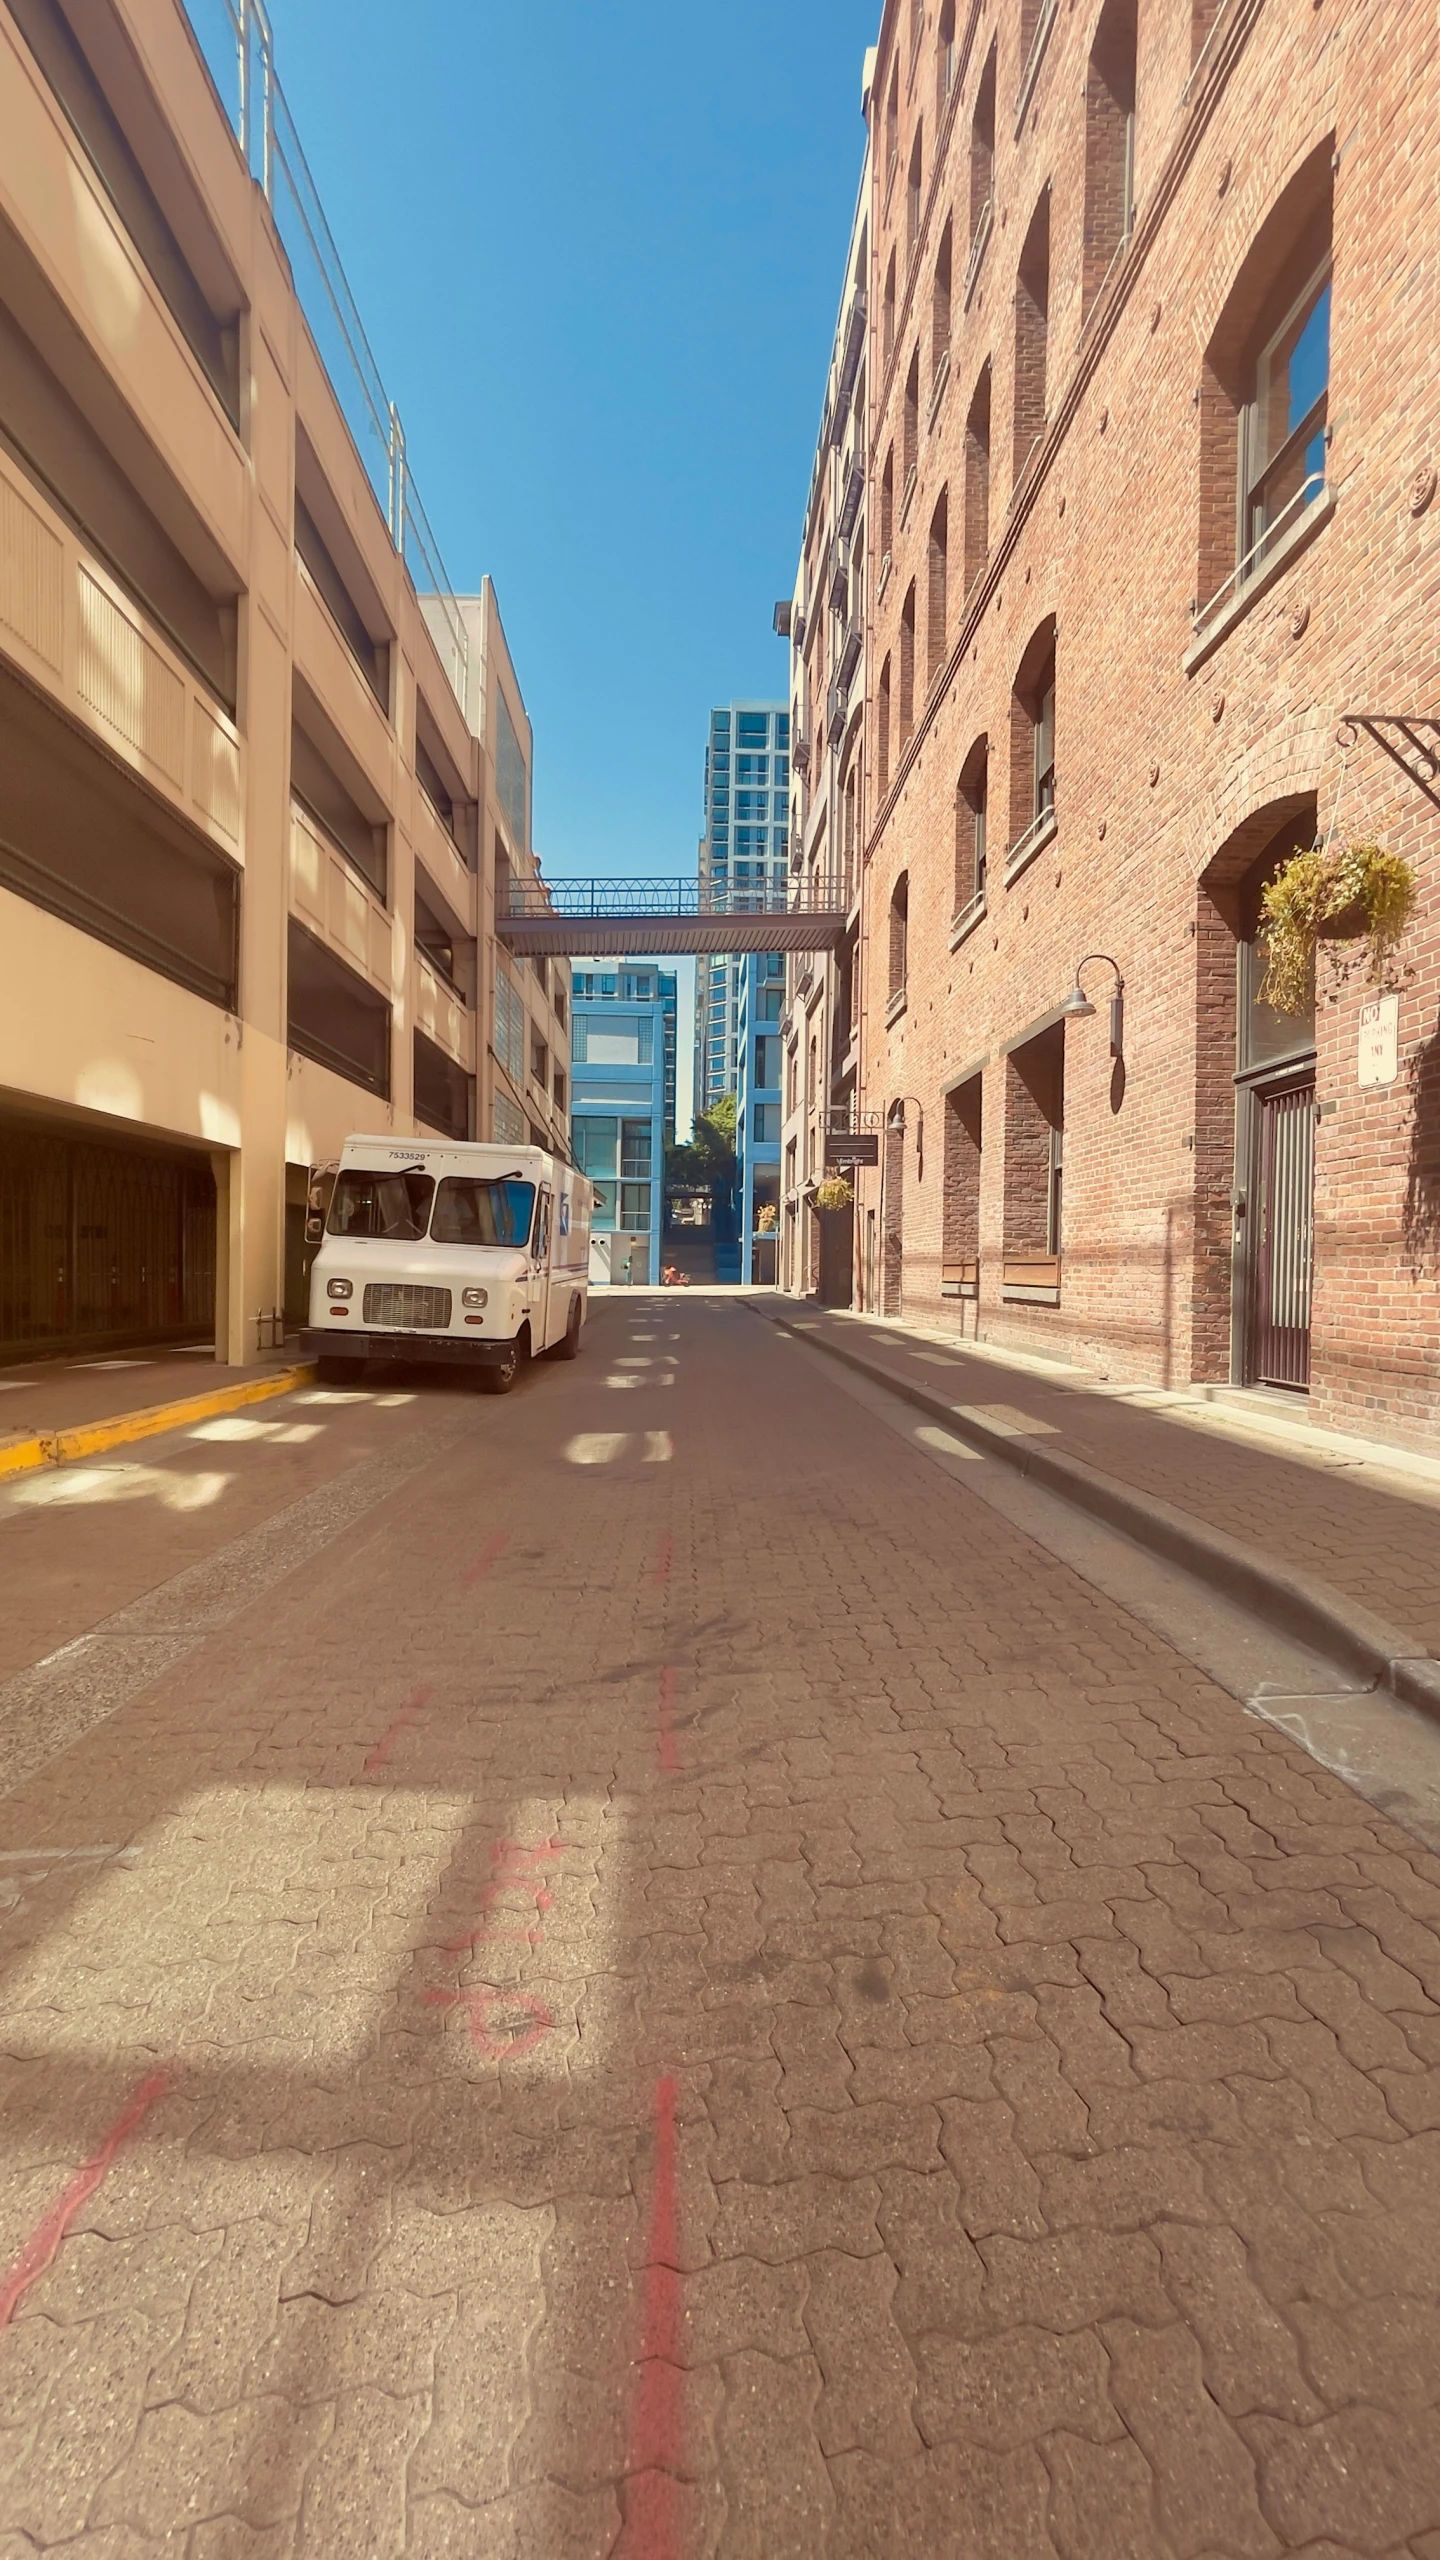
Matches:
[[705, 1093, 738, 1152], [665, 1097, 738, 1194]]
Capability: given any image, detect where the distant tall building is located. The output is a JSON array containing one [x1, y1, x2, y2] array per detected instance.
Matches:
[[695, 703, 790, 1118], [657, 968, 679, 1144], [735, 954, 786, 1285], [570, 962, 675, 1286]]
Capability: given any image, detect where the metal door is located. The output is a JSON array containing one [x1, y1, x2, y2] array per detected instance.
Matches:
[[531, 1188, 554, 1346], [882, 1123, 904, 1316], [1254, 1082, 1315, 1389]]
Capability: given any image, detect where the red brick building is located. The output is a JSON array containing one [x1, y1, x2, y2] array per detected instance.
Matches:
[[845, 0, 1440, 1449]]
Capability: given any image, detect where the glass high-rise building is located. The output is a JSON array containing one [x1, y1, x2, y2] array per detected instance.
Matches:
[[570, 962, 676, 1286], [695, 702, 790, 1117]]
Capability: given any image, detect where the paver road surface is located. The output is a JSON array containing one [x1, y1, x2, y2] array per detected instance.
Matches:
[[2, 1296, 1440, 2557]]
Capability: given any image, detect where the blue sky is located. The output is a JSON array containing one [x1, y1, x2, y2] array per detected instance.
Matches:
[[269, 0, 877, 881]]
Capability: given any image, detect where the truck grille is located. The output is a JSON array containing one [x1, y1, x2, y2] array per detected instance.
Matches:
[[362, 1283, 453, 1331]]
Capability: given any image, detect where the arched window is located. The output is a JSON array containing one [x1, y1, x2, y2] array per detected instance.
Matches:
[[938, 0, 958, 116], [968, 45, 996, 291], [877, 655, 892, 799], [1196, 140, 1333, 627], [955, 737, 989, 915], [933, 221, 953, 389], [881, 444, 896, 569], [1013, 189, 1051, 481], [889, 872, 909, 1001], [927, 492, 949, 686], [883, 247, 898, 369], [964, 363, 991, 594], [1008, 618, 1057, 865], [885, 57, 900, 195], [899, 584, 917, 742]]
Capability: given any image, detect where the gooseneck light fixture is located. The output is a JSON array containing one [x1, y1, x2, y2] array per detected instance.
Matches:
[[887, 1096, 926, 1179], [1059, 954, 1125, 1059]]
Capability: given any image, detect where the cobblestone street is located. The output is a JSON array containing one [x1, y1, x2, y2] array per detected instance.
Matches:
[[3, 1296, 1440, 2556]]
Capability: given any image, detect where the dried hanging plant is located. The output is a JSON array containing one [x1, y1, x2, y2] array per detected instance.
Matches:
[[812, 1174, 855, 1213], [1258, 840, 1417, 1013]]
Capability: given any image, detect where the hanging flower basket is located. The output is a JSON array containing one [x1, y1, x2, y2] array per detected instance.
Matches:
[[1258, 840, 1417, 1014], [755, 1203, 779, 1234], [813, 1174, 855, 1213]]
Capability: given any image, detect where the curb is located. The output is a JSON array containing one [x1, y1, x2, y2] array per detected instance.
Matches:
[[0, 1365, 317, 1483], [759, 1307, 1440, 1727]]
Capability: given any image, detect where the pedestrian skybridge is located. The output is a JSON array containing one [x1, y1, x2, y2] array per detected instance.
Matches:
[[497, 876, 849, 958]]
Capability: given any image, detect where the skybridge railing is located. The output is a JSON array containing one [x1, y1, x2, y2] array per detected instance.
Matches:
[[504, 878, 848, 921], [181, 0, 470, 712]]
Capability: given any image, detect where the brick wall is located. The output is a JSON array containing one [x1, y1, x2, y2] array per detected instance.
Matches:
[[943, 1075, 983, 1261], [1004, 1029, 1063, 1257], [850, 0, 1440, 1449], [1012, 193, 1050, 481], [962, 366, 991, 592], [1082, 0, 1137, 320]]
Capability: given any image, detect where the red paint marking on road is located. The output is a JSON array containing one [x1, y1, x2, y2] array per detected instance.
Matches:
[[363, 1684, 434, 1774], [463, 1531, 510, 1588], [423, 1835, 564, 2060], [443, 1840, 562, 1953], [653, 1533, 674, 1589], [621, 2073, 684, 2556], [658, 1667, 679, 1777], [0, 2071, 169, 2329], [491, 1837, 563, 1869]]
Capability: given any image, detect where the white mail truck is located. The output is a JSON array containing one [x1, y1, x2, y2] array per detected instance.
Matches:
[[302, 1136, 591, 1393]]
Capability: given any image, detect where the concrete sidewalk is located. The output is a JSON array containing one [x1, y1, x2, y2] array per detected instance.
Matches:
[[760, 1303, 1440, 1688], [0, 1344, 310, 1475]]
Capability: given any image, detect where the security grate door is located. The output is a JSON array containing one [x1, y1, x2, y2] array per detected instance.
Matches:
[[0, 1127, 215, 1362], [1254, 1082, 1315, 1389], [882, 1122, 905, 1316]]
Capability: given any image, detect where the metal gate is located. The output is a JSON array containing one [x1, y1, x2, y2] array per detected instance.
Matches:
[[1254, 1081, 1315, 1389], [882, 1123, 905, 1316], [0, 1127, 215, 1363]]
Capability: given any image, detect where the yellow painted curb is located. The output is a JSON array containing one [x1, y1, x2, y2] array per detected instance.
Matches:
[[0, 1365, 317, 1481], [0, 1436, 48, 1482]]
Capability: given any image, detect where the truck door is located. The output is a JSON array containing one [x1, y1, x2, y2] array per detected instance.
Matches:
[[532, 1187, 554, 1347]]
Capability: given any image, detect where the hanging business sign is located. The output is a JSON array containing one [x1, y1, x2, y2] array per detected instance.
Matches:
[[825, 1133, 880, 1168], [1357, 993, 1400, 1088]]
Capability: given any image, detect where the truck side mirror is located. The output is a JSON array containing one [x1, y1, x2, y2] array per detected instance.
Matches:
[[305, 1215, 324, 1243]]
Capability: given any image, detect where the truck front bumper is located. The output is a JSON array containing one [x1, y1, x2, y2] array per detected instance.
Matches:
[[300, 1329, 515, 1368]]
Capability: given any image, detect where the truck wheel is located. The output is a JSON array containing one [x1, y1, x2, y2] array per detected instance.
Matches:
[[551, 1297, 583, 1361], [317, 1355, 364, 1385], [479, 1334, 523, 1395]]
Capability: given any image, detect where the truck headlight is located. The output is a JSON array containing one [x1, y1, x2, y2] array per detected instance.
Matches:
[[462, 1287, 488, 1309], [326, 1278, 353, 1300]]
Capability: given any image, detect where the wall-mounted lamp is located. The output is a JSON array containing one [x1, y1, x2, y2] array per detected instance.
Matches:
[[888, 1096, 925, 1178], [1059, 954, 1125, 1059]]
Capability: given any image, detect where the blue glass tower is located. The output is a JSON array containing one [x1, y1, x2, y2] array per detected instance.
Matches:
[[695, 703, 790, 1118], [570, 962, 675, 1286]]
